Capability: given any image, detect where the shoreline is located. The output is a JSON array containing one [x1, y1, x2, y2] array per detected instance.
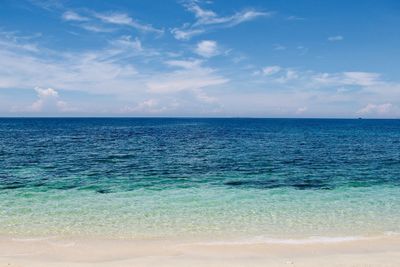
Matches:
[[1, 234, 399, 266]]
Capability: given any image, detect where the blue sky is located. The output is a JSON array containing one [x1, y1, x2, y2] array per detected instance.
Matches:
[[1, 0, 400, 117]]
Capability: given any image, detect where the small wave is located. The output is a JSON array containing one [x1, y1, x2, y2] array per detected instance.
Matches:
[[48, 240, 76, 247], [196, 236, 369, 246], [12, 236, 58, 242], [384, 231, 400, 237]]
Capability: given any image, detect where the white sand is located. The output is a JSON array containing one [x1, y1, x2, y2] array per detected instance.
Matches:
[[0, 235, 399, 266]]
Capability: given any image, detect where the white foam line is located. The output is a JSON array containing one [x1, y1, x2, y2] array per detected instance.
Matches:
[[384, 231, 400, 237], [0, 250, 45, 257], [12, 236, 58, 242], [47, 241, 76, 247], [193, 236, 372, 246]]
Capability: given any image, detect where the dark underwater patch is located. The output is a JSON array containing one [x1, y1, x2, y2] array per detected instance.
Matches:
[[96, 188, 112, 194], [291, 181, 333, 190], [224, 179, 282, 189], [32, 182, 46, 187], [51, 184, 79, 190], [1, 183, 25, 190], [224, 179, 333, 190]]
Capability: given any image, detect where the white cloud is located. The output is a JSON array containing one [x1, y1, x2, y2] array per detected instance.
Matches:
[[62, 11, 89, 22], [342, 72, 379, 86], [247, 65, 400, 116], [35, 87, 58, 98], [79, 24, 114, 33], [0, 31, 40, 53], [261, 65, 281, 76], [296, 106, 308, 114], [94, 12, 163, 34], [276, 69, 299, 83], [273, 44, 286, 51], [2, 27, 400, 117], [193, 89, 218, 104], [0, 32, 229, 115], [147, 68, 228, 94], [146, 60, 228, 111], [60, 7, 164, 35], [94, 12, 131, 25], [328, 35, 344, 42], [171, 1, 270, 40], [0, 33, 141, 94], [29, 87, 73, 112], [109, 35, 143, 51], [187, 3, 269, 27], [296, 45, 308, 55], [357, 103, 395, 115], [286, 16, 305, 21], [195, 40, 219, 58], [254, 66, 383, 89], [122, 99, 172, 113], [254, 66, 382, 89], [164, 59, 202, 69], [121, 93, 219, 115], [150, 59, 228, 96], [254, 66, 299, 83], [137, 99, 159, 109], [171, 28, 204, 40], [312, 72, 381, 87]]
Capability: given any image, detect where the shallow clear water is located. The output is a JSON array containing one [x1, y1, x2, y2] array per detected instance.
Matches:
[[0, 118, 399, 239]]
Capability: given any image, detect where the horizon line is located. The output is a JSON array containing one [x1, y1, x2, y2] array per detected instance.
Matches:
[[0, 116, 399, 120]]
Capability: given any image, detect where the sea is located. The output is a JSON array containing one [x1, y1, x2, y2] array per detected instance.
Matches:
[[0, 118, 399, 241]]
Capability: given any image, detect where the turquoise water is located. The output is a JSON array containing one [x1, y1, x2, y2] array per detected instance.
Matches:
[[0, 118, 399, 239]]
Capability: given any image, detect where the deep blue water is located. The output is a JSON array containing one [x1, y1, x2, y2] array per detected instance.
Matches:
[[0, 118, 399, 238], [2, 118, 400, 192]]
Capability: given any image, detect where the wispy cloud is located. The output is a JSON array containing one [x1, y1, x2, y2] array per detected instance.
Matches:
[[79, 23, 114, 33], [0, 32, 140, 94], [0, 31, 227, 114], [109, 35, 143, 52], [312, 72, 381, 87], [296, 106, 308, 114], [261, 65, 282, 76], [357, 103, 398, 116], [147, 61, 228, 94], [122, 98, 174, 113], [296, 45, 308, 55], [328, 35, 344, 42], [254, 65, 382, 88], [2, 1, 400, 117], [28, 0, 64, 11], [273, 44, 286, 51], [171, 0, 270, 40], [0, 30, 40, 53], [248, 64, 400, 116], [94, 12, 163, 34], [253, 65, 298, 83], [62, 11, 89, 21], [59, 9, 163, 35], [286, 15, 305, 21], [170, 27, 204, 40], [165, 59, 203, 69]]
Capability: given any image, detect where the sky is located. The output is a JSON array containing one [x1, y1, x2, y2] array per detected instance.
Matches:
[[1, 0, 400, 118]]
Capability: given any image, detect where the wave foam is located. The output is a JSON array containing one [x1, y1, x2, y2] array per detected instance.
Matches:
[[196, 236, 369, 246]]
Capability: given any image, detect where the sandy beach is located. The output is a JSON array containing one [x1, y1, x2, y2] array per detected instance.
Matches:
[[2, 0, 400, 264], [1, 235, 399, 267]]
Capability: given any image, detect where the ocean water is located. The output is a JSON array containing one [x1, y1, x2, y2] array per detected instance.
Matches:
[[0, 118, 399, 240]]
